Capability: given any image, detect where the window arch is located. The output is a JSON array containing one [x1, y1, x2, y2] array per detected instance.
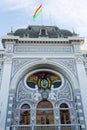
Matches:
[[20, 104, 30, 125], [60, 103, 71, 124], [26, 71, 62, 90], [36, 100, 54, 124]]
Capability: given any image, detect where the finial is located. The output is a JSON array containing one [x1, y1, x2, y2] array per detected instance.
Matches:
[[7, 26, 14, 35], [11, 26, 13, 33], [72, 28, 75, 34], [72, 28, 77, 36]]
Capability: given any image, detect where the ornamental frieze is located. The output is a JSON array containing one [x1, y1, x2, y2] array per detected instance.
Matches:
[[14, 45, 73, 54]]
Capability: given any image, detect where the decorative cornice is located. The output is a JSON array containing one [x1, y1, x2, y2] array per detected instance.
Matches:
[[2, 35, 84, 48]]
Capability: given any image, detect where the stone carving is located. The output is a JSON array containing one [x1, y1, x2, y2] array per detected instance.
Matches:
[[31, 116, 35, 121], [4, 54, 12, 63], [71, 109, 76, 122], [55, 116, 59, 123], [75, 55, 83, 64], [73, 44, 80, 53], [12, 59, 28, 77], [33, 91, 42, 102], [6, 44, 13, 53], [17, 81, 33, 101], [49, 58, 77, 77], [58, 80, 72, 100], [48, 92, 57, 101], [14, 45, 73, 54], [83, 59, 87, 68], [12, 58, 40, 77], [13, 109, 19, 125]]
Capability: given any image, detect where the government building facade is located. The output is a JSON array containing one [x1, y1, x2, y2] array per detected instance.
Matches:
[[0, 25, 87, 130]]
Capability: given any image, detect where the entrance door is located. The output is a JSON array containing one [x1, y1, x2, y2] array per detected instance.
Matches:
[[36, 100, 54, 124]]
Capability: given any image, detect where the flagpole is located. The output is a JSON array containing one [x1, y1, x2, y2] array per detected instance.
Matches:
[[32, 2, 43, 24], [41, 6, 43, 25], [49, 13, 52, 26], [41, 0, 43, 25]]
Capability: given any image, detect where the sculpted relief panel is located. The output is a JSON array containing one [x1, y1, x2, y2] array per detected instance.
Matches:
[[14, 57, 74, 103], [48, 58, 77, 77], [11, 58, 41, 77], [12, 58, 77, 78], [57, 79, 72, 100], [17, 81, 33, 101], [17, 76, 73, 103]]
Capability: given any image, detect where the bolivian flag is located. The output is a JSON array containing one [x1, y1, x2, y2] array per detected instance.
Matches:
[[33, 4, 42, 20]]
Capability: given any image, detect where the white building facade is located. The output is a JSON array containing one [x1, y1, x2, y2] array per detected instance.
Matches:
[[0, 25, 87, 130]]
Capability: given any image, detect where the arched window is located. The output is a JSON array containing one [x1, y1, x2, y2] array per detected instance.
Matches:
[[60, 103, 71, 124], [26, 71, 62, 89], [36, 100, 54, 124], [20, 104, 30, 125]]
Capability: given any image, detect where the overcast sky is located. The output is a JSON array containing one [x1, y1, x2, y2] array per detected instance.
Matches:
[[0, 0, 87, 49]]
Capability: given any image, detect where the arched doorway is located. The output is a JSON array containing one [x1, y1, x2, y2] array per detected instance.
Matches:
[[60, 103, 71, 124], [36, 100, 54, 124], [19, 104, 30, 125]]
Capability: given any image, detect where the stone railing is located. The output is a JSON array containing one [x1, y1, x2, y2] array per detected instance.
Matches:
[[10, 124, 82, 130]]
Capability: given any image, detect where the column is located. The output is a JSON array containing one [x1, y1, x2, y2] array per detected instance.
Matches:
[[0, 54, 12, 130], [76, 54, 87, 129]]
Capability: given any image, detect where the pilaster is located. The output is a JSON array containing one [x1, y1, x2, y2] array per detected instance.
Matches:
[[75, 54, 87, 129], [0, 54, 12, 130]]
